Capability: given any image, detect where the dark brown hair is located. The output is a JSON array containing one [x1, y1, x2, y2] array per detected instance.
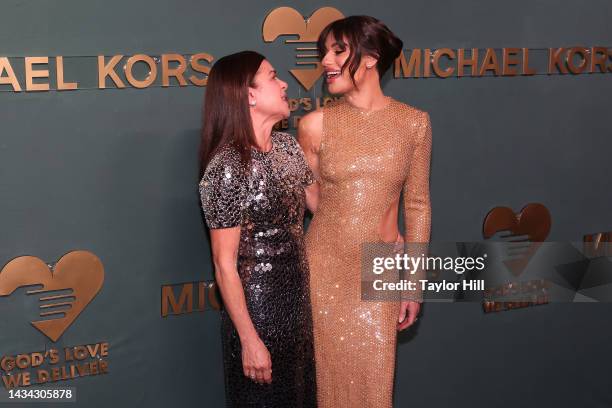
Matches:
[[316, 16, 403, 87], [199, 50, 265, 176]]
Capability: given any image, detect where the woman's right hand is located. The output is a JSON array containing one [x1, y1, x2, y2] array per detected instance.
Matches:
[[208, 227, 272, 384], [241, 336, 272, 384]]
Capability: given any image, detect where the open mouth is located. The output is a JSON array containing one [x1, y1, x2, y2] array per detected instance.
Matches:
[[325, 70, 341, 80], [281, 95, 288, 101]]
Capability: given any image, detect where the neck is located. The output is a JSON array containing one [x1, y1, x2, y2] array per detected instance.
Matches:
[[250, 112, 277, 152], [344, 76, 387, 111]]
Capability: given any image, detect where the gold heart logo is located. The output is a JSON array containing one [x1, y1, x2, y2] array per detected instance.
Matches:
[[483, 203, 551, 276], [262, 7, 344, 90], [0, 250, 104, 342]]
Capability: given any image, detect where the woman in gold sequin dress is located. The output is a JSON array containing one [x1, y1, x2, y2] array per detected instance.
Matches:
[[298, 16, 432, 407]]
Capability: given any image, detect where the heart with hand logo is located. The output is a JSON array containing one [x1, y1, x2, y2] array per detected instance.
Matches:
[[0, 250, 104, 342], [262, 7, 344, 90], [483, 203, 551, 276]]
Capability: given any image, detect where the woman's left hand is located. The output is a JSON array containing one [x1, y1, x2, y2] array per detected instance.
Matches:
[[398, 300, 420, 331], [394, 232, 421, 331]]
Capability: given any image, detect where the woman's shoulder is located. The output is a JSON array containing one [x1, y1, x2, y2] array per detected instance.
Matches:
[[207, 144, 241, 169], [272, 130, 302, 152], [198, 145, 248, 228], [390, 99, 431, 134], [296, 110, 323, 152], [199, 144, 245, 186], [391, 98, 429, 119], [298, 109, 324, 132]]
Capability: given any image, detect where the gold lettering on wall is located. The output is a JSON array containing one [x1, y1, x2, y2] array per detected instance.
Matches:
[[125, 54, 157, 88], [591, 47, 610, 72], [98, 55, 126, 89], [432, 48, 455, 78], [458, 48, 478, 76], [161, 53, 187, 86], [56, 56, 78, 90], [0, 57, 21, 91], [502, 48, 520, 76], [188, 52, 213, 86], [161, 280, 221, 317], [1, 342, 110, 389], [0, 46, 609, 92], [566, 47, 589, 74], [522, 47, 537, 75], [478, 48, 501, 76], [394, 46, 612, 78], [25, 57, 50, 91], [548, 47, 567, 73], [274, 95, 341, 131], [0, 53, 214, 92], [423, 49, 432, 77], [394, 48, 421, 78]]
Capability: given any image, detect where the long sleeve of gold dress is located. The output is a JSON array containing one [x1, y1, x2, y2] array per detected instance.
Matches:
[[304, 96, 432, 407]]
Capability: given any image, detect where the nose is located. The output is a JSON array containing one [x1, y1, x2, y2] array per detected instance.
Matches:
[[280, 79, 288, 91], [321, 51, 333, 69]]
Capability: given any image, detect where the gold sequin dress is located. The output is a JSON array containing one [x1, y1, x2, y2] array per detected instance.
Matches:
[[304, 96, 432, 407]]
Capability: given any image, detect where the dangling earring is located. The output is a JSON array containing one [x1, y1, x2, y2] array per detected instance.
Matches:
[[249, 100, 257, 107]]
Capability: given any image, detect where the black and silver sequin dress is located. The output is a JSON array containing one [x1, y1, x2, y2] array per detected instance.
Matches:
[[199, 131, 317, 407]]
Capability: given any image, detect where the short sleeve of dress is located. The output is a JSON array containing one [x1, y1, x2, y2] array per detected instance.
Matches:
[[198, 151, 248, 229], [300, 154, 316, 186], [279, 131, 316, 186]]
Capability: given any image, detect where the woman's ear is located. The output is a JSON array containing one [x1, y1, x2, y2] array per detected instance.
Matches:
[[364, 55, 378, 70], [247, 87, 258, 107], [248, 87, 256, 100]]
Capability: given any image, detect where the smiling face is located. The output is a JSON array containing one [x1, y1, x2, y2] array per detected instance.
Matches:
[[320, 33, 378, 95], [248, 59, 289, 121]]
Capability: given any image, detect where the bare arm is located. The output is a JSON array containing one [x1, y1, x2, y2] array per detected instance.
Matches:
[[210, 227, 258, 343], [210, 227, 272, 384], [297, 110, 323, 213], [200, 157, 271, 384]]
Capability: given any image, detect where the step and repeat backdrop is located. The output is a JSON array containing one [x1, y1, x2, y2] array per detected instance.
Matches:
[[1, 1, 611, 406]]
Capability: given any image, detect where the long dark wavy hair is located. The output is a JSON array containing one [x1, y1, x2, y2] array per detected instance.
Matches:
[[199, 50, 265, 176], [317, 16, 403, 87]]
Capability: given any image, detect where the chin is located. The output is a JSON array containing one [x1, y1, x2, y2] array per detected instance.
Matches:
[[327, 80, 352, 95], [271, 106, 289, 120]]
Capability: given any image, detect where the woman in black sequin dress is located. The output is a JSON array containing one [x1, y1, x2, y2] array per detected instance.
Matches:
[[198, 51, 317, 407]]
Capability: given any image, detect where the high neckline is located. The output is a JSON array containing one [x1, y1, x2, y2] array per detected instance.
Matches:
[[344, 96, 394, 116], [251, 131, 277, 155]]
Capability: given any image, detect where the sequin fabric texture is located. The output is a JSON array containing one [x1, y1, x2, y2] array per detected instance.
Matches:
[[305, 97, 432, 407], [199, 131, 317, 407]]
